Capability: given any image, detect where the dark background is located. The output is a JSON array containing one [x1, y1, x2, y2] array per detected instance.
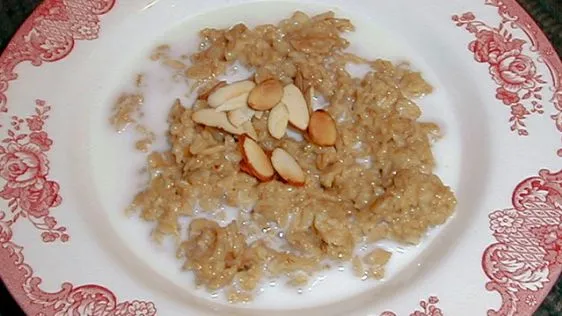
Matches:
[[0, 0, 561, 315]]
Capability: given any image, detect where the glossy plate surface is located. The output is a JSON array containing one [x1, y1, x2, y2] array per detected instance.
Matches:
[[0, 0, 560, 315]]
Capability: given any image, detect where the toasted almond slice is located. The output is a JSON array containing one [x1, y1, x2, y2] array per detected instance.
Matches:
[[239, 135, 274, 181], [208, 80, 256, 107], [271, 148, 305, 186], [242, 121, 258, 140], [192, 108, 223, 126], [248, 79, 284, 111], [304, 86, 315, 114], [228, 106, 255, 127], [282, 84, 310, 130], [215, 93, 249, 112], [198, 81, 227, 100], [254, 111, 264, 119], [308, 110, 337, 146], [268, 103, 289, 139], [294, 69, 305, 93], [192, 109, 245, 135]]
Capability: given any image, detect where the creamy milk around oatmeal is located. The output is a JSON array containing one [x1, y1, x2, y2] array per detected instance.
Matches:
[[108, 8, 457, 305]]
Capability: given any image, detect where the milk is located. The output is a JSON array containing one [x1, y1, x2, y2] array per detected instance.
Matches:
[[88, 1, 461, 309]]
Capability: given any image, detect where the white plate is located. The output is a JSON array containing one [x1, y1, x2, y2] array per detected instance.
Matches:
[[0, 0, 560, 315]]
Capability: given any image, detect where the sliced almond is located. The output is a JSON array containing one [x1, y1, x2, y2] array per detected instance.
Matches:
[[239, 136, 274, 181], [192, 109, 245, 135], [308, 110, 337, 146], [242, 121, 258, 140], [215, 93, 249, 112], [294, 69, 306, 93], [254, 111, 264, 119], [248, 79, 284, 111], [271, 148, 306, 186], [198, 81, 227, 100], [228, 106, 255, 127], [267, 103, 289, 139], [208, 80, 255, 108], [281, 84, 310, 130]]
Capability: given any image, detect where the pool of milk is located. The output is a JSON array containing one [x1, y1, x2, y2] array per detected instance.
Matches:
[[88, 1, 461, 310]]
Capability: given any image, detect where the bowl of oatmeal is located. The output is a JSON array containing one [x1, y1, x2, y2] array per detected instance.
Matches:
[[111, 10, 456, 304], [8, 0, 560, 315]]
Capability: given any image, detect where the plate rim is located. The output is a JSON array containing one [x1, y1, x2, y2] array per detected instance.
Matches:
[[0, 0, 560, 315]]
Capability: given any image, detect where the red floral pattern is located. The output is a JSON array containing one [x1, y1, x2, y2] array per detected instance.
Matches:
[[0, 0, 115, 115], [532, 223, 562, 264], [0, 99, 156, 313], [0, 236, 156, 315], [489, 209, 524, 234], [490, 50, 537, 92], [453, 0, 562, 155], [482, 169, 562, 316], [0, 0, 560, 315], [496, 87, 521, 105], [0, 0, 156, 315], [380, 296, 443, 316], [453, 1, 562, 314], [0, 100, 65, 241], [453, 13, 547, 137]]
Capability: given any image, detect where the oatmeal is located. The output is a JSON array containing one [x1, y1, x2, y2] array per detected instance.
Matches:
[[109, 78, 156, 152], [109, 93, 143, 131], [121, 11, 456, 301]]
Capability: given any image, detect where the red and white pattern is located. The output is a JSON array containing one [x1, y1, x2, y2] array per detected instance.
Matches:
[[452, 13, 546, 136], [453, 1, 562, 314], [0, 0, 449, 314], [453, 0, 562, 156], [2, 239, 156, 316], [0, 0, 157, 314], [0, 99, 66, 243], [0, 0, 115, 114], [0, 100, 157, 315], [381, 296, 443, 316], [0, 0, 561, 315], [482, 169, 562, 316]]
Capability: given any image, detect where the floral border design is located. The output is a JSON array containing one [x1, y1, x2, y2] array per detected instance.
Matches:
[[0, 0, 115, 115], [453, 0, 562, 156], [453, 0, 562, 314], [0, 0, 157, 315], [0, 99, 66, 243], [0, 0, 446, 314], [1, 233, 156, 315], [452, 12, 546, 136], [0, 0, 560, 315], [0, 99, 157, 314], [482, 169, 562, 316], [381, 296, 443, 316]]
